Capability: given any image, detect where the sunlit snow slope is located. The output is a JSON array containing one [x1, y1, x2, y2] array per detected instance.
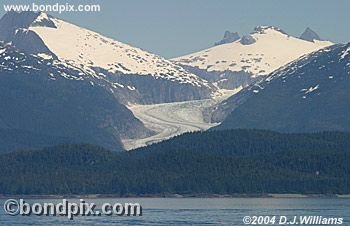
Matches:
[[0, 11, 215, 104], [173, 26, 332, 76], [28, 13, 210, 87]]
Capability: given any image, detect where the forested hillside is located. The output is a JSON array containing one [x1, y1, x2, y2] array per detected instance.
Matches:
[[0, 130, 349, 195]]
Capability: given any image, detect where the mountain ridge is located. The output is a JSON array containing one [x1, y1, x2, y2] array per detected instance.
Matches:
[[0, 41, 150, 152], [214, 43, 350, 132], [0, 11, 216, 104]]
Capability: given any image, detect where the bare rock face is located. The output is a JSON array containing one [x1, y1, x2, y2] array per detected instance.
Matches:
[[0, 11, 54, 56], [300, 27, 321, 42], [240, 35, 256, 45], [214, 31, 240, 46]]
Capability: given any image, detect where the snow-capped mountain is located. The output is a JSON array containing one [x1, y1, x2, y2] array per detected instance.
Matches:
[[173, 26, 332, 89], [213, 43, 350, 132], [0, 11, 215, 104], [0, 41, 150, 152]]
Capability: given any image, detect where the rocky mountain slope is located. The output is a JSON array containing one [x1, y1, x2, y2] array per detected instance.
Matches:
[[214, 43, 350, 132], [0, 42, 149, 152]]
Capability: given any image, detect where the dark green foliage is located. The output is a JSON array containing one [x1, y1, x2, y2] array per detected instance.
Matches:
[[0, 130, 349, 195]]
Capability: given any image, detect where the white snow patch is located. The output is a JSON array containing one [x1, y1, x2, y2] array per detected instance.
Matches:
[[340, 47, 350, 60], [127, 85, 136, 91], [112, 82, 124, 88], [33, 12, 51, 24], [301, 84, 319, 94], [36, 53, 53, 60]]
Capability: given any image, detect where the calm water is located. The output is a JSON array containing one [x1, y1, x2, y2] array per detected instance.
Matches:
[[0, 198, 349, 225]]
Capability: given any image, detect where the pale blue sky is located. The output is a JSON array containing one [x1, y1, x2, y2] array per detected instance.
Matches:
[[1, 0, 349, 58]]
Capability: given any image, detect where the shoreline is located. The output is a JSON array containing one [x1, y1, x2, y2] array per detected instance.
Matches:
[[0, 193, 349, 199]]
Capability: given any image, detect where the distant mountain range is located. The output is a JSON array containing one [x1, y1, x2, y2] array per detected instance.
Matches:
[[214, 43, 350, 132], [172, 26, 332, 89], [213, 27, 323, 47]]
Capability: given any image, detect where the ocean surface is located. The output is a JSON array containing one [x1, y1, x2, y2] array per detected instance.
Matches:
[[0, 198, 349, 225]]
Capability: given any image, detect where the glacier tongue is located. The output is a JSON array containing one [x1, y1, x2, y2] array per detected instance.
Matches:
[[122, 88, 238, 150]]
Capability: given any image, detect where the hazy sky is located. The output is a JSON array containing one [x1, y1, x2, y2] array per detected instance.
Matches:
[[0, 0, 349, 58]]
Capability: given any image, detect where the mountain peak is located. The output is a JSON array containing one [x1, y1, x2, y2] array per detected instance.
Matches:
[[0, 11, 56, 55], [0, 11, 56, 29], [31, 12, 57, 28], [173, 25, 332, 80], [252, 26, 288, 35], [300, 27, 321, 42], [0, 11, 39, 32], [214, 30, 240, 46]]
